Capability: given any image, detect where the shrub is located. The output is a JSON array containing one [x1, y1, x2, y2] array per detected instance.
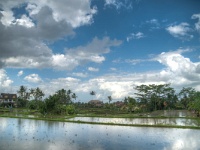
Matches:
[[66, 105, 76, 115]]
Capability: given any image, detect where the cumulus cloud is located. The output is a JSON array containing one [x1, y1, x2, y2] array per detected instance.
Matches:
[[9, 48, 198, 102], [13, 15, 35, 28], [146, 19, 159, 25], [39, 77, 80, 97], [72, 72, 88, 78], [104, 0, 132, 10], [0, 0, 97, 28], [24, 74, 42, 83], [0, 6, 121, 71], [126, 32, 144, 42], [0, 69, 13, 88], [88, 67, 99, 72], [166, 22, 193, 40], [17, 70, 23, 77], [52, 37, 122, 70], [0, 0, 100, 70], [145, 18, 160, 30], [191, 13, 200, 33], [155, 49, 200, 87]]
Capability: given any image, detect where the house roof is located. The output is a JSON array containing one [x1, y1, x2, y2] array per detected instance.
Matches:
[[88, 100, 103, 103], [1, 93, 17, 99]]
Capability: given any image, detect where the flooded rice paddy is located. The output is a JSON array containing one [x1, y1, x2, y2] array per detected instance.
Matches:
[[68, 117, 200, 127], [1, 117, 200, 150]]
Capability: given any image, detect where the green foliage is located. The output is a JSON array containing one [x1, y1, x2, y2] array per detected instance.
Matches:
[[188, 91, 200, 117], [37, 89, 77, 115], [56, 89, 72, 104], [134, 84, 177, 112], [66, 105, 76, 115], [179, 87, 196, 109], [27, 100, 38, 109], [39, 101, 47, 115], [17, 98, 28, 108]]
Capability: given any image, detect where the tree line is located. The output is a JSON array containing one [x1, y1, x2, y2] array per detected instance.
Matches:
[[16, 86, 77, 115], [9, 84, 200, 116]]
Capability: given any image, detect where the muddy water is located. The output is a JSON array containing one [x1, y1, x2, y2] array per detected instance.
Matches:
[[1, 117, 200, 150]]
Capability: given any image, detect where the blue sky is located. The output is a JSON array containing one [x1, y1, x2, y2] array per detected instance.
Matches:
[[0, 0, 200, 102]]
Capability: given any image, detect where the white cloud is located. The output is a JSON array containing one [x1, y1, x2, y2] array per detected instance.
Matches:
[[0, 0, 97, 28], [1, 48, 200, 102], [88, 67, 99, 72], [39, 77, 80, 97], [4, 49, 198, 102], [145, 18, 160, 30], [104, 0, 132, 10], [17, 70, 23, 77], [0, 69, 13, 88], [146, 19, 159, 25], [127, 32, 144, 42], [72, 72, 88, 78], [191, 13, 200, 33], [155, 49, 200, 86], [166, 22, 193, 40], [13, 15, 35, 28], [24, 74, 42, 83], [110, 68, 117, 71], [52, 37, 122, 70], [0, 10, 15, 26], [0, 0, 100, 71], [125, 59, 144, 65]]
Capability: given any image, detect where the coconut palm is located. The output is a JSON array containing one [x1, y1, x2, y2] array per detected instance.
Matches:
[[108, 96, 112, 104], [17, 85, 27, 100], [90, 91, 96, 100], [71, 93, 77, 102]]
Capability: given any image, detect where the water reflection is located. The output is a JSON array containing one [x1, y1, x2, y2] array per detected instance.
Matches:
[[69, 117, 200, 127], [0, 117, 200, 150]]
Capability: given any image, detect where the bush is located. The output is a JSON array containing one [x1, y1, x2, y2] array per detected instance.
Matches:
[[27, 100, 37, 109], [66, 105, 76, 115]]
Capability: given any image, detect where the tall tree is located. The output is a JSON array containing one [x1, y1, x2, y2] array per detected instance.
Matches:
[[56, 89, 69, 104], [108, 96, 112, 104], [90, 91, 96, 100], [67, 89, 72, 95], [134, 84, 176, 111], [17, 85, 28, 100], [34, 87, 45, 101], [71, 93, 77, 102], [188, 91, 200, 117], [179, 87, 196, 109]]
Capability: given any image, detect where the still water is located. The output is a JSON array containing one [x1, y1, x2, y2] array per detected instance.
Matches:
[[1, 117, 200, 150], [68, 117, 200, 127]]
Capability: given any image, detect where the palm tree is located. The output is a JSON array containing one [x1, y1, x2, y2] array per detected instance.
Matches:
[[67, 89, 72, 95], [35, 87, 45, 101], [108, 96, 112, 104], [71, 93, 77, 102], [90, 91, 96, 100], [56, 89, 67, 104], [17, 85, 27, 100]]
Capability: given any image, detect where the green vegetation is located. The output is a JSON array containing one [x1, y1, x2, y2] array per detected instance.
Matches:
[[1, 83, 200, 117], [1, 83, 200, 129]]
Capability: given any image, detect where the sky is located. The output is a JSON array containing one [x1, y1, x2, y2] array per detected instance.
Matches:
[[0, 0, 200, 102]]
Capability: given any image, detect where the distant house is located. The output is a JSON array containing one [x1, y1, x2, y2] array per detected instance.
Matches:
[[88, 100, 103, 107], [0, 93, 17, 107]]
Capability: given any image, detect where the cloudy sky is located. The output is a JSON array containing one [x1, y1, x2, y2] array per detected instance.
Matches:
[[0, 0, 200, 102]]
